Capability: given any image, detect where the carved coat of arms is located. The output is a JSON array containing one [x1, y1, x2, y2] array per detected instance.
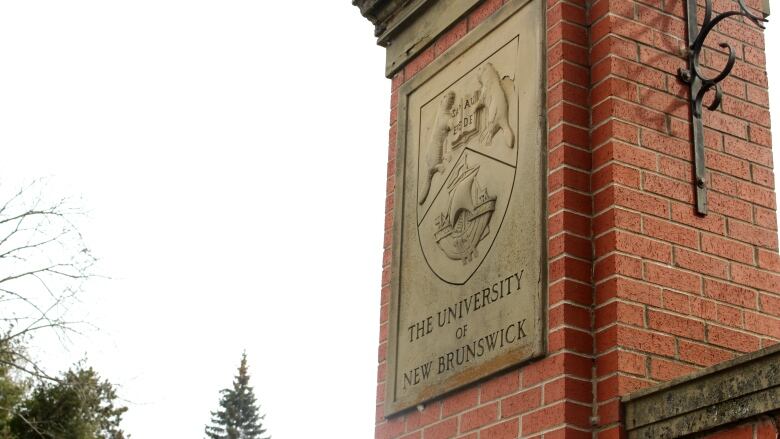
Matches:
[[417, 62, 517, 284]]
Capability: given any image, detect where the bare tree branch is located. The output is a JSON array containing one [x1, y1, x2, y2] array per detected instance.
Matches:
[[0, 178, 97, 383]]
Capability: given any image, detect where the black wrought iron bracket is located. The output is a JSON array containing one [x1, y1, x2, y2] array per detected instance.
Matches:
[[678, 0, 767, 215]]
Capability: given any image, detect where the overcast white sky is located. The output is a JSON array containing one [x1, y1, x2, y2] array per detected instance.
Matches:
[[0, 2, 387, 437], [0, 1, 779, 438]]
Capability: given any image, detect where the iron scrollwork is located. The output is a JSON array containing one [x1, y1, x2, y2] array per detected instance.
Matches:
[[678, 0, 767, 215]]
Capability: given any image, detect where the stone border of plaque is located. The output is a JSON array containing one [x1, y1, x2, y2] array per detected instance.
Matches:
[[385, 0, 548, 416]]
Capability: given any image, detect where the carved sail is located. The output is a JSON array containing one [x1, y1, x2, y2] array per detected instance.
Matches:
[[434, 160, 496, 263]]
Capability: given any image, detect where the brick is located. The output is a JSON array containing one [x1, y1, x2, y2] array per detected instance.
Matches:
[[758, 249, 780, 272], [670, 202, 726, 234], [521, 402, 590, 435], [480, 370, 519, 402], [548, 279, 592, 307], [597, 374, 651, 401], [407, 402, 441, 431], [704, 107, 748, 139], [650, 358, 697, 381], [549, 233, 591, 260], [755, 206, 778, 230], [596, 350, 647, 377], [744, 312, 780, 338], [596, 325, 618, 354], [707, 325, 761, 352], [522, 353, 591, 386], [596, 276, 663, 307], [596, 301, 644, 328], [593, 140, 656, 170], [501, 386, 541, 418], [548, 327, 592, 354], [543, 377, 592, 404], [690, 296, 718, 321], [643, 216, 698, 248], [442, 387, 478, 417], [645, 262, 701, 294], [679, 340, 735, 366], [548, 211, 591, 238], [549, 303, 591, 330], [643, 173, 695, 204], [377, 417, 406, 439], [724, 136, 773, 167], [657, 156, 692, 182], [597, 399, 621, 425], [479, 419, 518, 439], [660, 290, 689, 315], [592, 163, 641, 191], [549, 256, 591, 283], [728, 220, 779, 250], [674, 248, 728, 279], [592, 119, 639, 147], [617, 325, 676, 357], [592, 76, 638, 105], [751, 164, 775, 188], [596, 186, 670, 218], [596, 230, 672, 263], [731, 264, 780, 294], [423, 418, 457, 439], [460, 403, 497, 433], [637, 85, 688, 119], [714, 303, 742, 327], [759, 293, 780, 317], [593, 98, 667, 132], [709, 192, 753, 222], [593, 208, 641, 236], [701, 234, 754, 264], [704, 279, 757, 308], [648, 309, 705, 340], [548, 188, 591, 215]]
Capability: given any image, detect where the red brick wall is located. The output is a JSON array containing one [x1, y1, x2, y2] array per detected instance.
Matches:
[[590, 0, 777, 437], [374, 0, 777, 438]]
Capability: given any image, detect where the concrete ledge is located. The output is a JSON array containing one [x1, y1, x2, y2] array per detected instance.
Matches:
[[622, 344, 780, 439]]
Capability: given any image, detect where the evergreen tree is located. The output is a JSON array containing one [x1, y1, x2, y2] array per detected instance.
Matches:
[[9, 365, 128, 439], [205, 353, 269, 439]]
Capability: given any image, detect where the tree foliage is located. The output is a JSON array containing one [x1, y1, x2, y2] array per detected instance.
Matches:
[[8, 365, 127, 439], [205, 353, 269, 439], [0, 342, 27, 439], [0, 180, 128, 438]]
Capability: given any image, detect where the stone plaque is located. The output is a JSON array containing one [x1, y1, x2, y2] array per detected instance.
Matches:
[[386, 0, 545, 415]]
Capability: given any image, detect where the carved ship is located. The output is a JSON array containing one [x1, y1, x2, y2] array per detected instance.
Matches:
[[434, 160, 496, 263]]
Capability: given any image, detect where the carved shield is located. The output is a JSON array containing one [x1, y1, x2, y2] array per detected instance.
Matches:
[[416, 61, 518, 285]]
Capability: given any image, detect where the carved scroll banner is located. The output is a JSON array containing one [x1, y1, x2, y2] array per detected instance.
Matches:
[[386, 0, 545, 415]]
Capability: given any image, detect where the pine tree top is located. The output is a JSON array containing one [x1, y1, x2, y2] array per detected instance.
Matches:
[[205, 352, 270, 439]]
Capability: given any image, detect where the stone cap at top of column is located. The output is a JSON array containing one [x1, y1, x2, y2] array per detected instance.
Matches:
[[353, 0, 482, 77], [622, 343, 780, 439]]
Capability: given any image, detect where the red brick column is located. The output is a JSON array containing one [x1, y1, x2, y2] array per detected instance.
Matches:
[[372, 0, 776, 438], [377, 1, 594, 438], [590, 0, 777, 437]]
